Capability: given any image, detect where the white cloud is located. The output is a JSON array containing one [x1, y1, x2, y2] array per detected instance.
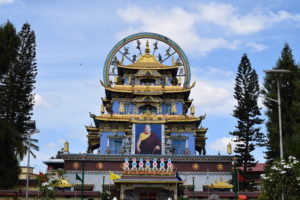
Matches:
[[0, 0, 14, 4], [195, 3, 300, 35], [246, 42, 267, 52], [34, 94, 52, 108], [208, 137, 266, 162], [116, 5, 240, 56], [208, 136, 238, 155], [190, 68, 235, 116], [116, 3, 300, 55]]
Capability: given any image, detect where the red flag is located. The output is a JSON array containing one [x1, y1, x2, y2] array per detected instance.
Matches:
[[238, 172, 245, 182]]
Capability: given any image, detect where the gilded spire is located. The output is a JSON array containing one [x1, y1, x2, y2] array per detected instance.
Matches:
[[227, 142, 232, 155], [101, 104, 105, 114], [64, 140, 69, 153], [145, 40, 150, 54], [190, 104, 195, 115]]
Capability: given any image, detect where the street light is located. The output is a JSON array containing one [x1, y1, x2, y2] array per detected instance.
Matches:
[[25, 120, 39, 200], [192, 176, 195, 200], [263, 69, 290, 160], [263, 69, 290, 200]]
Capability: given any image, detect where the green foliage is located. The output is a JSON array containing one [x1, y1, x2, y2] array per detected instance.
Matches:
[[0, 21, 19, 78], [0, 21, 38, 189], [0, 120, 20, 189], [178, 195, 189, 200], [37, 169, 66, 200], [230, 54, 264, 188], [100, 191, 112, 200], [259, 156, 300, 200], [262, 44, 300, 162]]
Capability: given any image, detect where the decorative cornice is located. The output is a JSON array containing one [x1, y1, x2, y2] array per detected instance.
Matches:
[[94, 114, 203, 123], [61, 154, 233, 163]]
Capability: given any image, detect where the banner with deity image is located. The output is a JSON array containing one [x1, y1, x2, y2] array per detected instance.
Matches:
[[132, 123, 164, 154]]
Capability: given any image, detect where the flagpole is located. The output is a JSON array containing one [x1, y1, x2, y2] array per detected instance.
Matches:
[[81, 158, 85, 200], [206, 169, 209, 200]]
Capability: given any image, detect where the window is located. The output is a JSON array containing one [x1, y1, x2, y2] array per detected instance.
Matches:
[[172, 139, 186, 155], [140, 78, 156, 85], [139, 105, 157, 114], [109, 139, 123, 154]]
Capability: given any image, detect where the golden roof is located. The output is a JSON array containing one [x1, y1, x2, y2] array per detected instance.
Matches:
[[117, 41, 178, 70], [104, 84, 191, 94], [56, 178, 73, 188], [210, 177, 233, 189]]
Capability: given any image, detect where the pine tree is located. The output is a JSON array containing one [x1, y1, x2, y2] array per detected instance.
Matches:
[[230, 54, 264, 189], [0, 22, 37, 188], [0, 21, 21, 189], [0, 21, 19, 78], [1, 23, 37, 159], [262, 44, 300, 162]]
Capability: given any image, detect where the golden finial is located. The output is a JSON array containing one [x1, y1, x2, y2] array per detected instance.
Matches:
[[101, 105, 105, 114], [177, 76, 181, 86], [145, 40, 150, 54], [64, 140, 69, 153], [171, 57, 175, 65], [227, 142, 232, 155], [190, 104, 195, 115]]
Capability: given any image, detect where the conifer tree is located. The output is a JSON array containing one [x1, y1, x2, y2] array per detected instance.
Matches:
[[230, 54, 264, 187], [0, 21, 19, 78], [0, 22, 37, 188], [262, 44, 300, 162], [1, 23, 37, 159], [0, 21, 21, 189]]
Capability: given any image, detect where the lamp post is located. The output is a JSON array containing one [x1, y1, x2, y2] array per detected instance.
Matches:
[[81, 155, 86, 200], [264, 69, 290, 200], [192, 176, 195, 200], [232, 157, 238, 200], [25, 120, 38, 200], [263, 69, 290, 160]]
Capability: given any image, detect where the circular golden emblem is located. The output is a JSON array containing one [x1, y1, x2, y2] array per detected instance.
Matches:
[[96, 162, 104, 170], [72, 162, 80, 170], [192, 163, 199, 170], [120, 162, 125, 169], [216, 163, 224, 171]]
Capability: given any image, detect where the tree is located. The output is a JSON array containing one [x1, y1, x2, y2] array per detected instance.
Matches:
[[262, 44, 300, 162], [0, 21, 21, 189], [230, 54, 264, 189], [0, 22, 37, 189], [0, 120, 20, 189], [0, 21, 19, 78], [0, 23, 37, 160]]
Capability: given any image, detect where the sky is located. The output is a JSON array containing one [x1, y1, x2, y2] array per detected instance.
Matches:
[[1, 0, 300, 172]]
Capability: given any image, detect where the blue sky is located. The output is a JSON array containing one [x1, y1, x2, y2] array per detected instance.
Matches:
[[1, 0, 300, 172]]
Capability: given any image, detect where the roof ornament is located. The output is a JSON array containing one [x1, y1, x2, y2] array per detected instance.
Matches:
[[153, 41, 158, 55], [145, 40, 150, 54], [136, 39, 142, 55]]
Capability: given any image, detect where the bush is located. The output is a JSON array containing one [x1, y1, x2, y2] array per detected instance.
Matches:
[[259, 156, 300, 200]]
